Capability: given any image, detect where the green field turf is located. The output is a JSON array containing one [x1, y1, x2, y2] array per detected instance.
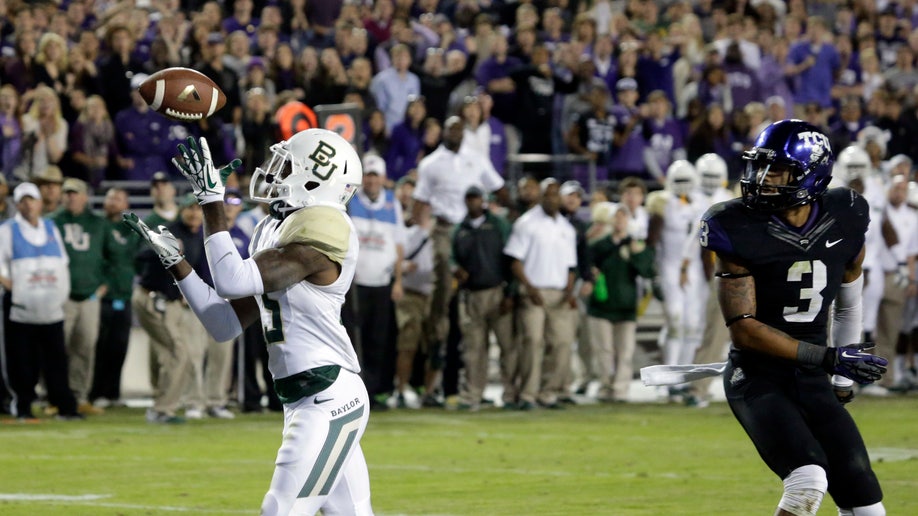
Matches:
[[1, 398, 917, 515]]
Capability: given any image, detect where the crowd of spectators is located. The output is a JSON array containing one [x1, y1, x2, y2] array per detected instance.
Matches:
[[2, 0, 918, 418]]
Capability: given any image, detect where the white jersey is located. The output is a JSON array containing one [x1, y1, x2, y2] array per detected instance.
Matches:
[[249, 205, 362, 380], [648, 191, 706, 266]]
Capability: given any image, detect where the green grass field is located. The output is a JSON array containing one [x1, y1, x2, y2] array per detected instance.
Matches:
[[1, 398, 917, 515]]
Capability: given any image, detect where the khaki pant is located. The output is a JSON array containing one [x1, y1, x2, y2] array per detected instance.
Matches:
[[63, 297, 101, 403], [574, 297, 596, 386], [588, 317, 637, 401], [396, 290, 431, 353], [876, 272, 907, 388], [458, 287, 516, 405], [430, 222, 454, 344], [688, 279, 731, 400], [183, 312, 233, 410], [133, 287, 193, 415], [519, 289, 578, 405]]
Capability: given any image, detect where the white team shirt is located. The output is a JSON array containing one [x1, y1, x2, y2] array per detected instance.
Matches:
[[877, 201, 918, 272], [249, 206, 362, 379], [504, 205, 577, 290], [653, 192, 707, 266], [414, 145, 505, 224]]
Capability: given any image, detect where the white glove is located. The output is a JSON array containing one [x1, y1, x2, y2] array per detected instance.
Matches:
[[172, 136, 241, 205], [123, 213, 184, 268]]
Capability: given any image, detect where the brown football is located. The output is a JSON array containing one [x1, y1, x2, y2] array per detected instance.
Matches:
[[137, 67, 226, 121]]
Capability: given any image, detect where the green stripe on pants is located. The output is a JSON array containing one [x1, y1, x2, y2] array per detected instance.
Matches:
[[298, 405, 365, 498]]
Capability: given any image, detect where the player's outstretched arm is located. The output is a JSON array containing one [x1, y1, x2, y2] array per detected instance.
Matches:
[[123, 213, 259, 342]]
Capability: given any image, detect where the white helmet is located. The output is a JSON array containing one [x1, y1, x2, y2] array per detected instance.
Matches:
[[250, 128, 363, 214], [834, 145, 871, 184], [665, 160, 698, 197], [695, 153, 728, 196]]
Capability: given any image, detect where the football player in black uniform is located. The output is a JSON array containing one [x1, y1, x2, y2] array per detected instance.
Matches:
[[700, 120, 888, 516]]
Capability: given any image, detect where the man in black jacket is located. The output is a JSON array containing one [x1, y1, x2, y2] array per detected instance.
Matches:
[[452, 186, 516, 410]]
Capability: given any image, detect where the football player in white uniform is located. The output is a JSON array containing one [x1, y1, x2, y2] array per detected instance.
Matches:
[[124, 129, 373, 516], [646, 160, 709, 399]]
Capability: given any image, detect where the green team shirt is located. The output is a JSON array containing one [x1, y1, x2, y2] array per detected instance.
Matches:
[[51, 208, 109, 300], [103, 217, 141, 301], [587, 236, 655, 322]]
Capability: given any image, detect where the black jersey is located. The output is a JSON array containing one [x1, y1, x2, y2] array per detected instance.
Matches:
[[701, 188, 869, 373]]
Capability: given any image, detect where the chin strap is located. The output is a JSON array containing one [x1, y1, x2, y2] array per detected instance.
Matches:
[[269, 201, 301, 220]]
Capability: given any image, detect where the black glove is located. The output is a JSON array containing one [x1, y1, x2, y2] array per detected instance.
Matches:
[[822, 343, 888, 385]]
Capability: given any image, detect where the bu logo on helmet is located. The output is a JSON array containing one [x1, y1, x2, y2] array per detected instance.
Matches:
[[309, 140, 338, 180]]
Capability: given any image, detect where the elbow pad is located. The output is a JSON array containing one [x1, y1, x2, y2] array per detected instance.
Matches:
[[204, 231, 265, 299], [176, 270, 243, 342]]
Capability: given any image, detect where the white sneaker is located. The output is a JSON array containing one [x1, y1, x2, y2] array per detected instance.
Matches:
[[207, 406, 235, 419], [93, 398, 112, 409], [859, 384, 889, 397], [185, 408, 204, 419]]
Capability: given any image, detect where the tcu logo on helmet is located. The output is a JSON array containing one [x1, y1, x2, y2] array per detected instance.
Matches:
[[308, 140, 338, 180], [798, 131, 831, 165]]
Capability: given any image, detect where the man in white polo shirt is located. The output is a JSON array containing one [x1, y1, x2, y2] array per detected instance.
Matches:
[[504, 179, 578, 410], [412, 116, 509, 358], [349, 153, 406, 410]]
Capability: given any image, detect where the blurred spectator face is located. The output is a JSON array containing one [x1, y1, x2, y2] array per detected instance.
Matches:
[[247, 64, 266, 85], [531, 45, 550, 67], [369, 110, 386, 134], [423, 48, 444, 75], [274, 45, 294, 70], [109, 27, 132, 56], [396, 180, 414, 208], [588, 87, 609, 113], [617, 87, 638, 107], [445, 50, 466, 74], [461, 97, 482, 126], [361, 169, 384, 199], [151, 180, 176, 204], [320, 47, 344, 72], [422, 119, 442, 148], [350, 28, 368, 57], [542, 8, 563, 34], [296, 46, 316, 73], [620, 185, 644, 212], [492, 34, 508, 57], [840, 98, 862, 122], [477, 92, 493, 116], [348, 57, 372, 88], [391, 46, 412, 73], [562, 191, 582, 213], [515, 4, 538, 30], [227, 31, 250, 58], [85, 95, 107, 123], [541, 182, 562, 216], [63, 187, 89, 214], [66, 1, 86, 27], [648, 94, 669, 119], [889, 175, 910, 205], [707, 104, 725, 130], [594, 35, 613, 59], [518, 177, 540, 205], [261, 6, 282, 27], [767, 99, 786, 121], [897, 46, 914, 68], [878, 13, 897, 36], [17, 194, 42, 224], [202, 1, 222, 27], [443, 116, 464, 151], [406, 97, 427, 125], [245, 89, 268, 113], [79, 30, 99, 59], [69, 88, 87, 114], [233, 0, 253, 16], [0, 86, 18, 114], [257, 27, 280, 55], [465, 193, 485, 218], [181, 203, 203, 231], [374, 0, 394, 21]]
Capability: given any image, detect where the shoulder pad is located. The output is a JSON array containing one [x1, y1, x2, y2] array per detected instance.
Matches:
[[277, 206, 351, 265]]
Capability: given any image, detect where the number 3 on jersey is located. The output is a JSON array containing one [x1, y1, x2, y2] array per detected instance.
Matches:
[[262, 294, 285, 344], [783, 260, 827, 323]]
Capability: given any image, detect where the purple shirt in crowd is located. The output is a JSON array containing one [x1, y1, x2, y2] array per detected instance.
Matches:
[[475, 55, 522, 126], [608, 104, 646, 175], [788, 41, 840, 107]]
